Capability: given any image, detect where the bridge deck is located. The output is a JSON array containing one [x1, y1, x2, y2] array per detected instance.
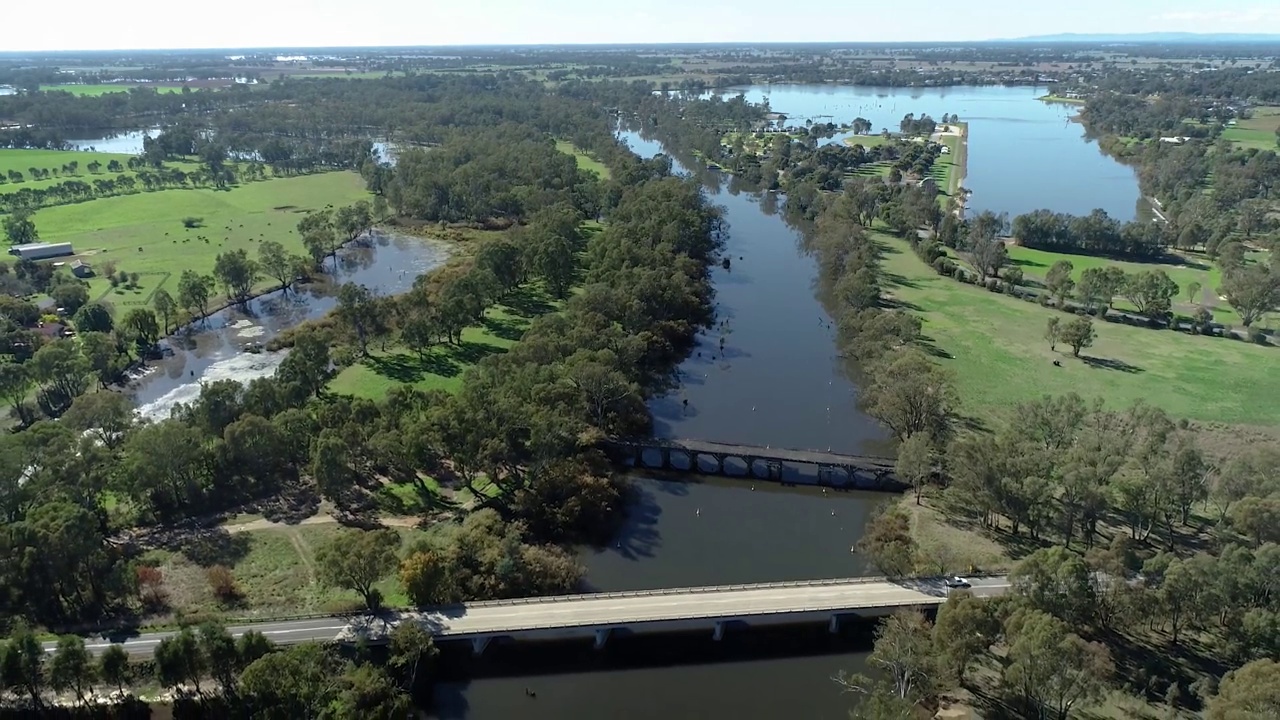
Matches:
[[617, 438, 895, 468], [340, 577, 1008, 641]]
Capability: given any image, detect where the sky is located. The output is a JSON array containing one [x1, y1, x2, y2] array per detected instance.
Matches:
[[7, 0, 1280, 52]]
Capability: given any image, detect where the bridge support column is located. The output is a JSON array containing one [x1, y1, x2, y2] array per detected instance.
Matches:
[[713, 454, 725, 474], [594, 628, 610, 650], [767, 460, 782, 480], [660, 447, 671, 469], [712, 621, 726, 641], [829, 615, 840, 634], [471, 637, 491, 657]]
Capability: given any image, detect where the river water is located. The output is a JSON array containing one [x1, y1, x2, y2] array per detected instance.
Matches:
[[428, 84, 1148, 719]]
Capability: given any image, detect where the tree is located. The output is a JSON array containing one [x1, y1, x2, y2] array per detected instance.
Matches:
[[98, 645, 131, 697], [835, 610, 944, 709], [50, 281, 89, 315], [856, 505, 918, 577], [1059, 316, 1095, 358], [0, 361, 35, 427], [1076, 267, 1122, 313], [387, 621, 438, 692], [1045, 260, 1075, 306], [1207, 659, 1280, 720], [864, 349, 955, 442], [965, 211, 1008, 281], [63, 391, 136, 449], [1003, 266, 1024, 288], [1045, 316, 1061, 351], [177, 270, 215, 320], [1220, 265, 1280, 328], [1186, 281, 1202, 306], [1010, 547, 1097, 625], [325, 665, 412, 720], [213, 248, 260, 304], [199, 622, 240, 694], [237, 631, 275, 668], [316, 529, 401, 609], [1122, 269, 1179, 321], [154, 627, 206, 692], [400, 550, 453, 606], [1002, 609, 1113, 720], [896, 432, 934, 504], [49, 635, 94, 705], [278, 333, 331, 399], [258, 239, 296, 292], [239, 643, 344, 719], [933, 591, 998, 684], [336, 283, 379, 356], [1, 623, 46, 707], [3, 209, 37, 245], [72, 302, 114, 333], [122, 307, 161, 350], [153, 288, 178, 334]]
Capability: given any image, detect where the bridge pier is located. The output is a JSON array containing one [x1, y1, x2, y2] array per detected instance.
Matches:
[[766, 460, 782, 480], [594, 628, 611, 650], [471, 636, 491, 656], [712, 621, 726, 641], [829, 615, 840, 634]]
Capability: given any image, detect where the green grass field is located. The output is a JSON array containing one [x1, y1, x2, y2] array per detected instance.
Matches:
[[555, 140, 612, 179], [329, 283, 564, 398], [1037, 94, 1087, 105], [147, 523, 430, 618], [40, 84, 186, 96], [1222, 126, 1279, 151], [878, 231, 1280, 427], [0, 148, 205, 194], [30, 172, 369, 311]]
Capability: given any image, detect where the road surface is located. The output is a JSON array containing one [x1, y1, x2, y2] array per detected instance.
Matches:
[[48, 576, 1010, 657]]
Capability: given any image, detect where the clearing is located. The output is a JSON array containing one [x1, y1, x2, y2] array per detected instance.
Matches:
[[30, 172, 370, 312], [328, 282, 565, 398], [39, 84, 187, 96], [878, 231, 1280, 427], [555, 140, 611, 179]]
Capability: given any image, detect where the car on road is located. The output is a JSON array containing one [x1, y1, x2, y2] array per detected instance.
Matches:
[[945, 576, 970, 588]]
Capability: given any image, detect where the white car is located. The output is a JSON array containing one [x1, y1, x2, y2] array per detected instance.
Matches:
[[945, 576, 971, 588]]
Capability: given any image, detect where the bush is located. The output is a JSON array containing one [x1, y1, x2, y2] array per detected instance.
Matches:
[[182, 216, 203, 228], [129, 272, 140, 285], [1248, 328, 1269, 345], [206, 565, 242, 604], [931, 257, 954, 276], [984, 278, 999, 292], [136, 565, 168, 610]]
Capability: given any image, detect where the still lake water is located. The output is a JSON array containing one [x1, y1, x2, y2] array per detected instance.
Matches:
[[728, 83, 1145, 220]]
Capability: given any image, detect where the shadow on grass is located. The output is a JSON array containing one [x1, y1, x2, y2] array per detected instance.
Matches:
[[1008, 256, 1047, 270], [481, 315, 526, 342], [1081, 355, 1145, 374], [363, 340, 509, 385], [177, 529, 252, 567], [500, 285, 556, 318]]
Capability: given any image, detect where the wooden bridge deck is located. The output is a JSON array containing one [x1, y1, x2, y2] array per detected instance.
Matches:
[[608, 438, 896, 469]]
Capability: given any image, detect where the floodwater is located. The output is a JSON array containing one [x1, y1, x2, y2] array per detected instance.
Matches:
[[130, 230, 450, 420], [64, 127, 161, 154], [725, 83, 1146, 220]]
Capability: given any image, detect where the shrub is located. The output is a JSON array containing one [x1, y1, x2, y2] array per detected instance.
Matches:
[[984, 278, 999, 292], [129, 272, 140, 285], [1248, 328, 1269, 345], [136, 565, 168, 610], [181, 217, 203, 228], [931, 257, 953, 276], [206, 565, 242, 604]]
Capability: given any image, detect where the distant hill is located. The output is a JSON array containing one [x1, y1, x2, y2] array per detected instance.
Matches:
[[1006, 32, 1280, 44]]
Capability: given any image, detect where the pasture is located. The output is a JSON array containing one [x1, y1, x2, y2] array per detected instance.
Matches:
[[29, 172, 370, 310], [878, 231, 1280, 427]]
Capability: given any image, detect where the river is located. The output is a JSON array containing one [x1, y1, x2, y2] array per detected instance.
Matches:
[[427, 84, 1148, 719]]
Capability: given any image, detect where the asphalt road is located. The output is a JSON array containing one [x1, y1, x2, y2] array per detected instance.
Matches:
[[48, 576, 1011, 658]]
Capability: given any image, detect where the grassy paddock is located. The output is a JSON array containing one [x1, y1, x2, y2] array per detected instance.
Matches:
[[878, 231, 1280, 427], [39, 84, 186, 96], [329, 282, 565, 398], [147, 523, 430, 618], [0, 148, 205, 194], [554, 140, 611, 179], [30, 172, 369, 310], [1222, 125, 1278, 151]]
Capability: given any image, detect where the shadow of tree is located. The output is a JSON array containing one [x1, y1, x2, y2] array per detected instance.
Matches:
[[177, 529, 251, 567], [500, 286, 556, 318], [1081, 355, 1145, 374]]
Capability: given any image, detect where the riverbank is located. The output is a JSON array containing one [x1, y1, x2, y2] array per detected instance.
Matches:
[[1037, 93, 1086, 105]]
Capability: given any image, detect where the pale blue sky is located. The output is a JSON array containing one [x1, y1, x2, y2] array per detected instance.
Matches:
[[9, 0, 1280, 51]]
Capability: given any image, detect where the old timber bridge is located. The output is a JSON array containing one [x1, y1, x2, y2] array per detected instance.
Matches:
[[604, 438, 900, 490]]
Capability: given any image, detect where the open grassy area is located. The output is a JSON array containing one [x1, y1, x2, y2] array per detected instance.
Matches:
[[1037, 94, 1087, 105], [0, 148, 204, 194], [1222, 125, 1278, 151], [1004, 243, 1271, 326], [328, 283, 565, 398], [878, 230, 1280, 427], [146, 522, 430, 618], [40, 84, 186, 96], [555, 140, 612, 179], [30, 172, 369, 312]]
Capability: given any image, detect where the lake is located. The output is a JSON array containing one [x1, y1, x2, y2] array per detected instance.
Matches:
[[726, 83, 1146, 220]]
